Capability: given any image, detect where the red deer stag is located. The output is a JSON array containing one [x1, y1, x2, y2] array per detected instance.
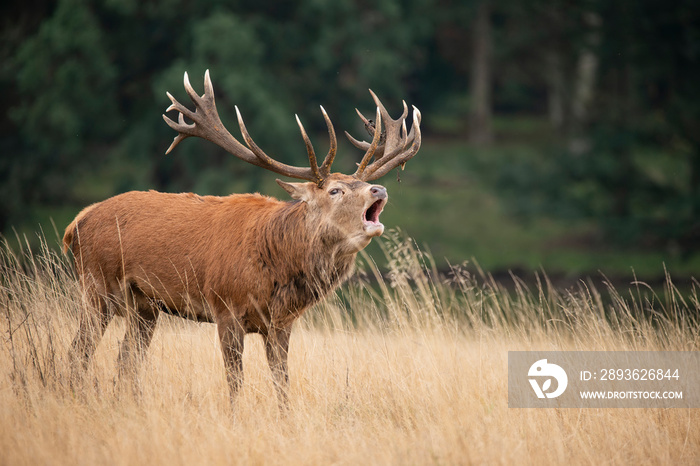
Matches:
[[65, 70, 421, 404]]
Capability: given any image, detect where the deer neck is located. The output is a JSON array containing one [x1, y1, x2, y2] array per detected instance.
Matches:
[[267, 200, 357, 288]]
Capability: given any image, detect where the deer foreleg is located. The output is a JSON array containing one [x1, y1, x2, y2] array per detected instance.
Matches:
[[265, 326, 292, 409], [216, 313, 246, 404]]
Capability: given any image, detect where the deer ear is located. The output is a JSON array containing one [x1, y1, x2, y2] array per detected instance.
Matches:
[[276, 179, 314, 201]]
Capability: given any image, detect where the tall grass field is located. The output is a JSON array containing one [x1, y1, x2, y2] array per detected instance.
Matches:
[[1, 231, 699, 465]]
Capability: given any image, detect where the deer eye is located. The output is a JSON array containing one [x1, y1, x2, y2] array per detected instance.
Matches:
[[328, 188, 343, 196]]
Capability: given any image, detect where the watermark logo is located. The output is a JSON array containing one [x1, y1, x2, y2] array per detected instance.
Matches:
[[528, 359, 568, 399], [509, 351, 698, 408]]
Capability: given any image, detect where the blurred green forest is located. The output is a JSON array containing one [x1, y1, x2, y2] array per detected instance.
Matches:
[[2, 0, 700, 280]]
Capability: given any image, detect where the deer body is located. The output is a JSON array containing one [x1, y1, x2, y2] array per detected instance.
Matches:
[[66, 71, 420, 405], [65, 188, 357, 327]]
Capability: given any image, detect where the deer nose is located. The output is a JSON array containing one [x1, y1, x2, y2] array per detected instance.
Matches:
[[370, 186, 387, 199]]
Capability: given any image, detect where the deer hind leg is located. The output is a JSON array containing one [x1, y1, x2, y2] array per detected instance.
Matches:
[[116, 283, 159, 388], [69, 284, 113, 376], [264, 326, 292, 409]]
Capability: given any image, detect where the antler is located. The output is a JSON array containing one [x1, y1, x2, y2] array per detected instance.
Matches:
[[163, 70, 337, 186], [347, 90, 422, 181]]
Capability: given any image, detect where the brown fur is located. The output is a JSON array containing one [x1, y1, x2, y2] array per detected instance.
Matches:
[[66, 173, 388, 404]]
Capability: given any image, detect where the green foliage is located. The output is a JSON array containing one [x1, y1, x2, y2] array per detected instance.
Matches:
[[14, 0, 119, 153], [2, 0, 119, 229], [489, 0, 700, 255], [3, 0, 700, 267]]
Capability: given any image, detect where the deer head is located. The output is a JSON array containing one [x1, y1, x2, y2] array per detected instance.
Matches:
[[162, 70, 422, 252]]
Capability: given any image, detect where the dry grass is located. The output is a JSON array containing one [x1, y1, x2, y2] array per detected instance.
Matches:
[[1, 232, 699, 465]]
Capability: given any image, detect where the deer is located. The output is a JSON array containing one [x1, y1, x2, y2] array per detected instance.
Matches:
[[64, 70, 421, 406]]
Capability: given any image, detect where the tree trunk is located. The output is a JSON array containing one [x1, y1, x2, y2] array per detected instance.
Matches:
[[571, 46, 599, 127], [547, 51, 566, 130], [469, 0, 493, 146], [568, 12, 601, 154]]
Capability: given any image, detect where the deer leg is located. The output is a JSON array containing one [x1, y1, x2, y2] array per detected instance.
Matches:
[[116, 312, 159, 376], [216, 313, 246, 404], [264, 326, 292, 409], [116, 286, 159, 385], [69, 288, 113, 375]]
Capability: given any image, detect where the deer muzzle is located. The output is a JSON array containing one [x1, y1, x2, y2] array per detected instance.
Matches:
[[363, 185, 388, 236]]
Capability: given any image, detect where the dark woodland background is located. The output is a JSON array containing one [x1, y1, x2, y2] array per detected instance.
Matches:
[[2, 0, 700, 280]]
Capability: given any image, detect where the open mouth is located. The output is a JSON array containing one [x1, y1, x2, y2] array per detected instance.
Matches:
[[363, 199, 386, 227]]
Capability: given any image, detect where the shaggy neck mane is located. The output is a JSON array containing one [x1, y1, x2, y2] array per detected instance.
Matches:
[[258, 200, 357, 316]]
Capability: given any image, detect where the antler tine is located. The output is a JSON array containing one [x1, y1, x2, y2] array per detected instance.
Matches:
[[203, 69, 215, 102], [295, 114, 322, 184], [355, 107, 373, 128], [344, 106, 384, 155], [345, 130, 371, 151], [235, 105, 280, 168], [319, 106, 337, 177], [370, 89, 409, 123], [183, 71, 201, 104], [370, 90, 408, 158], [163, 111, 191, 154], [353, 108, 382, 177]]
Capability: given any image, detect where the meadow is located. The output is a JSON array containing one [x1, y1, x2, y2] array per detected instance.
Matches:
[[1, 231, 699, 465]]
